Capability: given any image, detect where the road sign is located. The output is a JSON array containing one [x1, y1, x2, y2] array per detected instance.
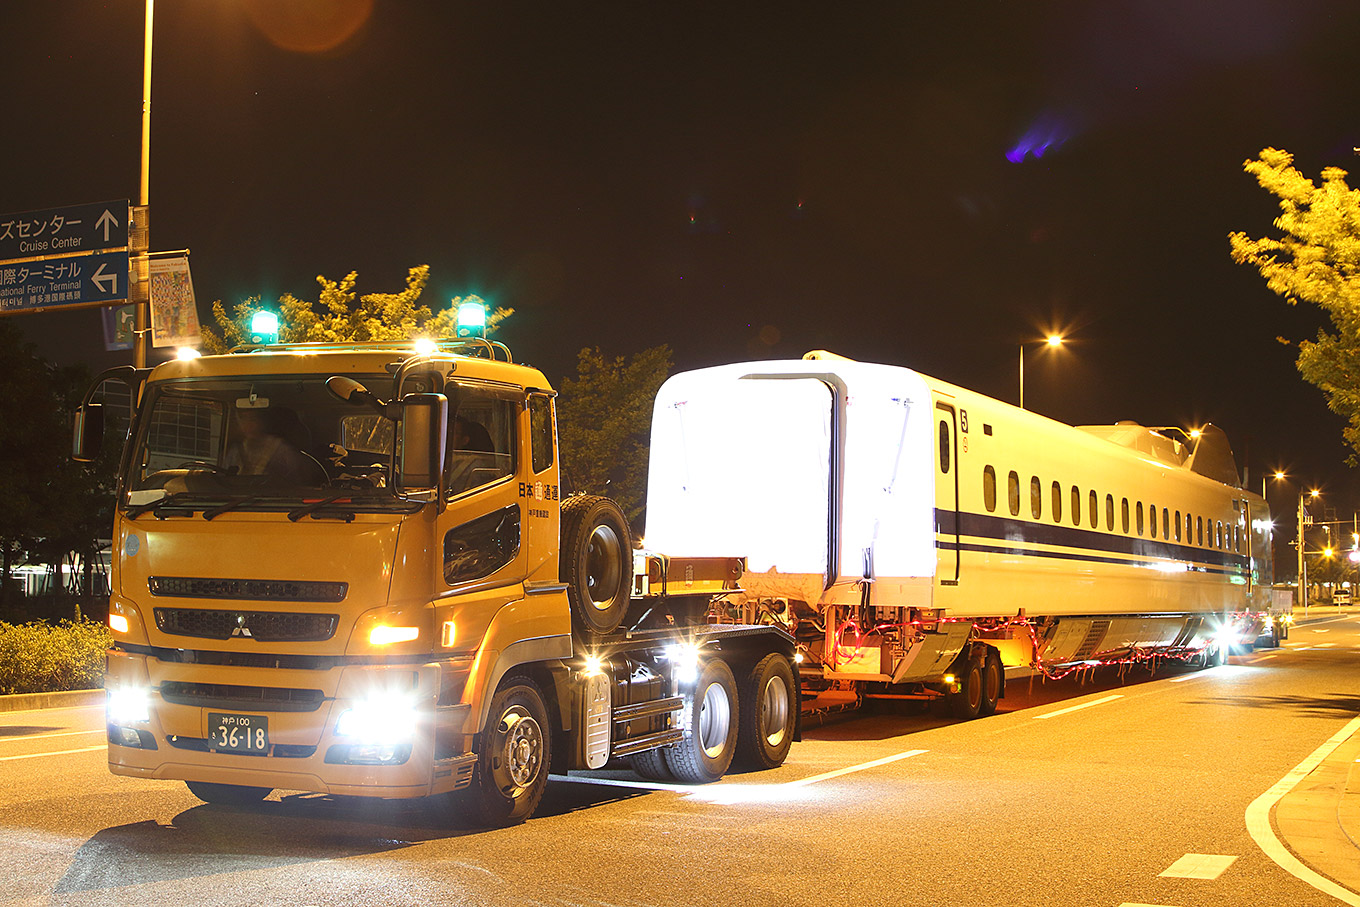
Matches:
[[0, 200, 129, 261], [0, 251, 130, 314]]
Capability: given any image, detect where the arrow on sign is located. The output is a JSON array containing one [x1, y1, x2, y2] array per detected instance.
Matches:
[[95, 209, 120, 242], [92, 262, 119, 294]]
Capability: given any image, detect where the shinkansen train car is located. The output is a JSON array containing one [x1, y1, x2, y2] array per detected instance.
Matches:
[[643, 352, 1273, 717]]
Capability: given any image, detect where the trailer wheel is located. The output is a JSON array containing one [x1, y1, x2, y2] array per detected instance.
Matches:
[[630, 748, 673, 781], [560, 495, 632, 637], [664, 657, 739, 783], [949, 658, 984, 720], [185, 781, 271, 805], [978, 650, 1003, 717], [456, 677, 552, 827], [735, 652, 796, 770]]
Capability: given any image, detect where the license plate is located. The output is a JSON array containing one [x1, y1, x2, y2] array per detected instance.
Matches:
[[208, 712, 269, 754]]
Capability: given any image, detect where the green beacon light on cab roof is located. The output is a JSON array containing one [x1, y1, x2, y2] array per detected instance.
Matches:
[[456, 301, 486, 339], [249, 310, 280, 345]]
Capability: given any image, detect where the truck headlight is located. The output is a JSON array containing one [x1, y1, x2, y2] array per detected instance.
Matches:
[[334, 692, 419, 744], [107, 685, 150, 724], [369, 625, 419, 646]]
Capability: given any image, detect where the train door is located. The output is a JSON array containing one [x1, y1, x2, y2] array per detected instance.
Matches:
[[935, 400, 960, 585]]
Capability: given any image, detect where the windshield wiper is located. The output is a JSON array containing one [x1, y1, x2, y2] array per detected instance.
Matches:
[[126, 493, 199, 520], [288, 492, 357, 522], [203, 495, 269, 521]]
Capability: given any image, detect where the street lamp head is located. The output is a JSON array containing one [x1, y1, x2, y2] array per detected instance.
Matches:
[[1310, 489, 1321, 499], [1274, 471, 1286, 481], [1045, 334, 1063, 347]]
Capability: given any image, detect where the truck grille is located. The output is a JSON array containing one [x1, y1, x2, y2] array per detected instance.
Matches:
[[148, 576, 348, 603], [160, 680, 326, 712], [154, 608, 339, 642]]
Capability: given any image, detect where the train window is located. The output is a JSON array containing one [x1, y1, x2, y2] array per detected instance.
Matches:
[[1185, 512, 1193, 543], [1051, 482, 1063, 523], [983, 466, 997, 512], [1175, 510, 1182, 542], [1148, 503, 1157, 539], [1136, 502, 1144, 536], [1030, 476, 1042, 520], [1090, 490, 1099, 529], [1121, 498, 1130, 534], [1217, 521, 1224, 549], [1071, 486, 1081, 526], [938, 420, 951, 474], [1162, 508, 1170, 540], [1008, 471, 1020, 516], [1105, 494, 1115, 531], [1196, 516, 1203, 546]]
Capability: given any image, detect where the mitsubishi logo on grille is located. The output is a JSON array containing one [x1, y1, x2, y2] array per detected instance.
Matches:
[[231, 615, 253, 638]]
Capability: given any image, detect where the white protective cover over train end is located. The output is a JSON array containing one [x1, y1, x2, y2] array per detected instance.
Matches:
[[644, 360, 938, 593]]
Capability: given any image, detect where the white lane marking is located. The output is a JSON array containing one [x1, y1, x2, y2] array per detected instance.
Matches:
[[1245, 714, 1360, 906], [785, 749, 928, 787], [0, 729, 104, 744], [1316, 643, 1337, 648], [1312, 628, 1331, 633], [1032, 694, 1123, 719], [0, 745, 106, 762], [1158, 853, 1237, 879], [551, 748, 929, 795]]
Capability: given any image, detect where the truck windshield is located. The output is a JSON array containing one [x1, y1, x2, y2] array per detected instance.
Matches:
[[125, 373, 401, 509]]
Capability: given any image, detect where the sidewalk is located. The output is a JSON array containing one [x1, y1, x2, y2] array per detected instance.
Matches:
[[0, 688, 103, 713]]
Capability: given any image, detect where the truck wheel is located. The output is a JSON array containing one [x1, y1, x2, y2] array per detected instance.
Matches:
[[630, 748, 673, 781], [949, 659, 984, 720], [664, 657, 738, 784], [978, 650, 1002, 717], [561, 495, 632, 637], [458, 678, 552, 827], [185, 780, 271, 805], [735, 652, 796, 770]]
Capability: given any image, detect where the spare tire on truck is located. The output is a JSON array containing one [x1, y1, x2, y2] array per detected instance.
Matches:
[[560, 495, 633, 637]]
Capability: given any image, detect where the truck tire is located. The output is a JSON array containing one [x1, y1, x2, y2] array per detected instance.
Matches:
[[978, 649, 1003, 717], [734, 652, 796, 770], [457, 677, 552, 827], [949, 658, 984, 720], [630, 748, 674, 781], [185, 780, 271, 805], [664, 657, 738, 784], [560, 495, 632, 637]]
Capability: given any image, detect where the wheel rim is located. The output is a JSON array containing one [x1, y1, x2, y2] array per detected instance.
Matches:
[[697, 681, 732, 758], [492, 707, 544, 793], [966, 667, 982, 710], [984, 662, 1000, 702], [761, 674, 790, 747], [584, 523, 623, 612]]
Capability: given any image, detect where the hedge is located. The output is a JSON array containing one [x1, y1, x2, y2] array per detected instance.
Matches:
[[0, 619, 110, 694]]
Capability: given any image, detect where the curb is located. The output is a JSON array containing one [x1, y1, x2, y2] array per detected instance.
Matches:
[[1274, 719, 1360, 899], [0, 689, 104, 714]]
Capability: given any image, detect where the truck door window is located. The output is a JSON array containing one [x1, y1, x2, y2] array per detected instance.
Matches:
[[447, 384, 518, 496], [529, 395, 554, 474]]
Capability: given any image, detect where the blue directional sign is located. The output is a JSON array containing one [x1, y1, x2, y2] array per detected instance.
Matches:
[[0, 200, 129, 261], [0, 251, 129, 314]]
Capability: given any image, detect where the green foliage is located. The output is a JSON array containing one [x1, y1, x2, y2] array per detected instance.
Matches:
[[199, 265, 514, 353], [557, 345, 672, 524], [0, 619, 111, 694], [0, 322, 113, 606], [1230, 148, 1360, 462]]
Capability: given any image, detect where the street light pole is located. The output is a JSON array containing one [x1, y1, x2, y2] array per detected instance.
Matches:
[[134, 0, 154, 369]]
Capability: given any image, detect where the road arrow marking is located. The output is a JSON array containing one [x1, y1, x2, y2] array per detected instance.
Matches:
[[91, 262, 118, 294], [95, 209, 119, 241]]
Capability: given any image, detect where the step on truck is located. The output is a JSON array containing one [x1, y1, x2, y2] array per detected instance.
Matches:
[[74, 337, 798, 826]]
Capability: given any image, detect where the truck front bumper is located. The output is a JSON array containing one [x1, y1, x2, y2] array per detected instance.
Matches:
[[104, 647, 476, 798]]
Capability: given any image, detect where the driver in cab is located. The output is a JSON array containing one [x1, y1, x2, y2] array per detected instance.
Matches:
[[224, 406, 311, 483]]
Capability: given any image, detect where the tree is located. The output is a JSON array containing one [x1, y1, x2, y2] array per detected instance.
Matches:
[[557, 346, 673, 525], [1230, 148, 1360, 461], [199, 265, 514, 353]]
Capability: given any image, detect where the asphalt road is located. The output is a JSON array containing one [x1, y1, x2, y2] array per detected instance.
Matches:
[[3, 614, 1358, 907]]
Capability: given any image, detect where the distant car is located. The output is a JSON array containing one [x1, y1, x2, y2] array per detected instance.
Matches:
[[1335, 589, 1352, 606]]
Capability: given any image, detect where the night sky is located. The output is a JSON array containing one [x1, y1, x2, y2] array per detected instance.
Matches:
[[4, 1, 1360, 521]]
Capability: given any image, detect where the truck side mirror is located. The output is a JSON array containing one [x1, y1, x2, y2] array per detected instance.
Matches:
[[398, 393, 448, 494], [72, 404, 104, 462]]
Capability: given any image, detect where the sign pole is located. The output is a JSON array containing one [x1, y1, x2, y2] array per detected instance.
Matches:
[[134, 0, 154, 368]]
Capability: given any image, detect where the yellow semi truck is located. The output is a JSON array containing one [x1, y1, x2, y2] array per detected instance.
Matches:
[[73, 337, 798, 826]]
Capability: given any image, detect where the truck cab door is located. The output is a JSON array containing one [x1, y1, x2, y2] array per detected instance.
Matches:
[[521, 392, 561, 586]]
